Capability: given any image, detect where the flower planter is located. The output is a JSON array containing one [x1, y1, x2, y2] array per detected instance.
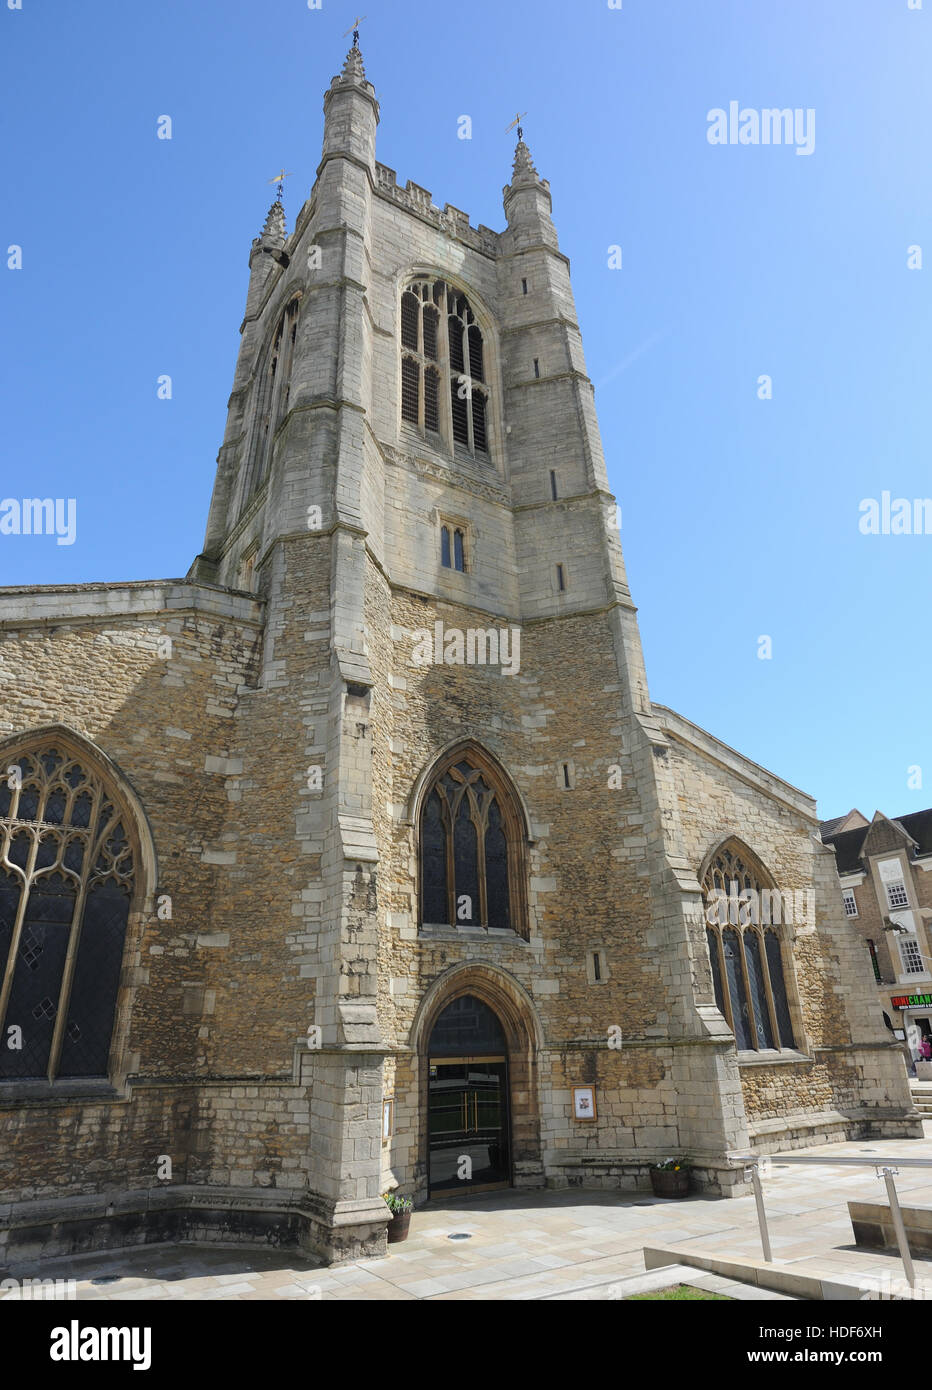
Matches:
[[649, 1168, 690, 1198], [387, 1209, 412, 1244]]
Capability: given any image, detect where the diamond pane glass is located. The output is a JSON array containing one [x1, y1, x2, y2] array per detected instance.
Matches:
[[0, 748, 136, 1081], [722, 927, 753, 1051], [453, 799, 479, 925], [744, 930, 775, 1049], [428, 994, 507, 1057], [422, 791, 448, 924], [59, 881, 130, 1077], [484, 801, 510, 929], [765, 930, 795, 1048]]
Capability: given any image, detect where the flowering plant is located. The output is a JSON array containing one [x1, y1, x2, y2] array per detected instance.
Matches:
[[651, 1157, 690, 1172], [383, 1191, 413, 1214]]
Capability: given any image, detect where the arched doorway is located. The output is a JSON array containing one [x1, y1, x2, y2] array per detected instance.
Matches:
[[427, 994, 511, 1194]]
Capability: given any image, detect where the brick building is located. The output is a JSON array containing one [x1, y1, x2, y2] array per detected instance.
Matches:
[[821, 809, 932, 1057], [0, 44, 919, 1268]]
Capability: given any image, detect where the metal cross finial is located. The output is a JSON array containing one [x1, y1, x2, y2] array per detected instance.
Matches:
[[267, 169, 295, 203], [343, 14, 367, 47], [505, 111, 528, 143]]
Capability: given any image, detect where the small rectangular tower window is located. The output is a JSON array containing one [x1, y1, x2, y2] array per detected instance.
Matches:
[[533, 358, 540, 378], [556, 563, 566, 592], [440, 521, 467, 573], [522, 278, 528, 295], [550, 470, 558, 500]]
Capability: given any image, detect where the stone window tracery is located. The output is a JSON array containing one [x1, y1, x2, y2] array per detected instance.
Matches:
[[0, 746, 136, 1081], [243, 296, 301, 508], [420, 749, 526, 937], [400, 280, 490, 458], [702, 842, 796, 1053]]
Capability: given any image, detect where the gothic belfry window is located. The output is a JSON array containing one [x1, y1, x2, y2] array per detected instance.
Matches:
[[400, 279, 491, 459], [419, 748, 527, 937], [0, 745, 137, 1081], [242, 296, 301, 508], [701, 842, 797, 1053]]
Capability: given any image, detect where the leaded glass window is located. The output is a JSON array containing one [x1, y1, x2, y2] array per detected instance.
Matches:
[[0, 747, 135, 1081], [419, 750, 525, 936], [701, 842, 797, 1053], [400, 279, 491, 459]]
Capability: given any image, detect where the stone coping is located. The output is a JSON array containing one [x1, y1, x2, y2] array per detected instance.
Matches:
[[643, 1245, 863, 1301]]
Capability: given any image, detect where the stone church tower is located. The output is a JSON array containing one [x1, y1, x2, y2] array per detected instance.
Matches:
[[0, 44, 918, 1267]]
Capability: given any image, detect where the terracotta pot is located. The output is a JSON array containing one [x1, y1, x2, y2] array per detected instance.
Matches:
[[387, 1209, 411, 1243], [649, 1167, 690, 1198]]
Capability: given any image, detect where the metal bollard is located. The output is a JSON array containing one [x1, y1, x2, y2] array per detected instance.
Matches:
[[745, 1160, 773, 1263], [879, 1166, 916, 1290]]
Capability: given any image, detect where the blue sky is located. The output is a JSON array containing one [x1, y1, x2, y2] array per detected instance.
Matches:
[[1, 0, 930, 822]]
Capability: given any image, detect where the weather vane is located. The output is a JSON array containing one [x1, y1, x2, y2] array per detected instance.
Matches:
[[506, 111, 528, 143], [343, 14, 367, 48], [267, 169, 295, 203]]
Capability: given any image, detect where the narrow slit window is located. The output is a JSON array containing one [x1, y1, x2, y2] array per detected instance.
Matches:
[[556, 564, 566, 592], [533, 358, 540, 378], [440, 526, 452, 569], [453, 529, 466, 573], [550, 470, 558, 500], [522, 278, 528, 295]]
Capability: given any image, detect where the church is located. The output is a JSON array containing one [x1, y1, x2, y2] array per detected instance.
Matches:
[[0, 42, 919, 1267]]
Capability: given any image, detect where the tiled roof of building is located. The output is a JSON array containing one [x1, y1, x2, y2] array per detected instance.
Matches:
[[821, 806, 932, 869], [822, 825, 870, 873]]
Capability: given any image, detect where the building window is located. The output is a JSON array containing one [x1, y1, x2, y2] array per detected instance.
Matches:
[[419, 746, 527, 937], [400, 280, 490, 458], [556, 564, 566, 592], [550, 470, 558, 500], [867, 939, 882, 983], [243, 297, 301, 508], [900, 935, 925, 976], [842, 888, 858, 918], [0, 745, 136, 1081], [440, 523, 467, 573], [702, 842, 796, 1053], [887, 880, 910, 909]]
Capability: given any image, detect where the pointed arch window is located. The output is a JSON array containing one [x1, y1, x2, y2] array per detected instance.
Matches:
[[0, 745, 137, 1081], [419, 750, 527, 937], [242, 296, 301, 509], [701, 843, 797, 1053], [400, 279, 491, 460]]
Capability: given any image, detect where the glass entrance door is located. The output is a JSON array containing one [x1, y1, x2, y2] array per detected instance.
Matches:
[[428, 1057, 510, 1193]]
